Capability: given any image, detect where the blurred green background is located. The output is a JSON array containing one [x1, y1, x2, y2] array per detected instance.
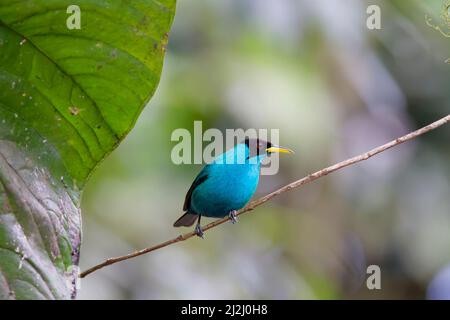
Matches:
[[78, 0, 450, 299]]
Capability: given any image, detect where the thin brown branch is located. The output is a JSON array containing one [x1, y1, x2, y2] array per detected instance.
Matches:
[[80, 114, 450, 278]]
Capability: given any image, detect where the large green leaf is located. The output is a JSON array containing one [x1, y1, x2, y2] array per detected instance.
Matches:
[[0, 0, 176, 299]]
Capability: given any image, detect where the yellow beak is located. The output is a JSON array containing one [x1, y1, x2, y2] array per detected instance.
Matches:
[[265, 146, 294, 154]]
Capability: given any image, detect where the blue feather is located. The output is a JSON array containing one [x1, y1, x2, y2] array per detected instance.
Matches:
[[186, 143, 265, 218]]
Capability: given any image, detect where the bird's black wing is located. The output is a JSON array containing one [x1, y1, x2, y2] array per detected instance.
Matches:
[[183, 170, 209, 211]]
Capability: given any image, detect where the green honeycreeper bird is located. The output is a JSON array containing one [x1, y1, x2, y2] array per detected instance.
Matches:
[[173, 138, 293, 237]]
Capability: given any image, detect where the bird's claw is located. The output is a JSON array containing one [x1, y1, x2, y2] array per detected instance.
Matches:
[[195, 223, 204, 239], [229, 210, 238, 224]]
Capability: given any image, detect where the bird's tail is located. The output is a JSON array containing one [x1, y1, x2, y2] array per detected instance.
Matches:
[[173, 212, 198, 227]]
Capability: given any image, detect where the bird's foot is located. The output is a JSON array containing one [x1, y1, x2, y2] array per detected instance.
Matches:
[[194, 223, 204, 239], [229, 210, 238, 224]]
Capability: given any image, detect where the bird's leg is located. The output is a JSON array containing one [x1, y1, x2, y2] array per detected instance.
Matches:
[[194, 215, 204, 239], [229, 210, 238, 224]]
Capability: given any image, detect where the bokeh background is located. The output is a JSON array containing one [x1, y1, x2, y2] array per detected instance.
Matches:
[[77, 0, 450, 299]]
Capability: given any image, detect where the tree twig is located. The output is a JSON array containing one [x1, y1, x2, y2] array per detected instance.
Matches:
[[80, 114, 450, 278]]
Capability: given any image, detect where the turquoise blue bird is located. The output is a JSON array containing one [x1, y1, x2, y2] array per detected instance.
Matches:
[[173, 138, 293, 237]]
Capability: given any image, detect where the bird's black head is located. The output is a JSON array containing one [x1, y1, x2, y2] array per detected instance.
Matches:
[[244, 138, 294, 159], [244, 138, 271, 158]]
